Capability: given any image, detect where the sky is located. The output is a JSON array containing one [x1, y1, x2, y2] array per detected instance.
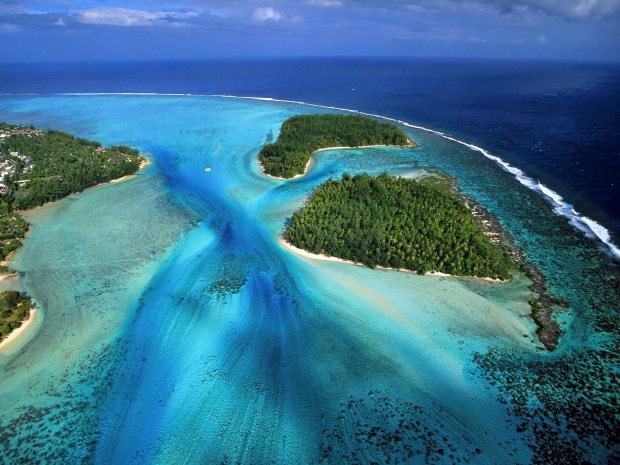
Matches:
[[0, 0, 619, 62]]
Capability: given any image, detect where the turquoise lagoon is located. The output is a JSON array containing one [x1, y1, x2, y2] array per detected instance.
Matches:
[[0, 95, 618, 464]]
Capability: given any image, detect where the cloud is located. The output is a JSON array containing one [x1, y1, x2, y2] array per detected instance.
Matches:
[[453, 0, 620, 20], [209, 9, 230, 18], [539, 35, 547, 43], [304, 0, 344, 6], [74, 7, 198, 27], [0, 23, 20, 32], [251, 7, 282, 22], [468, 36, 486, 42], [0, 4, 47, 16], [518, 0, 620, 20], [406, 4, 440, 14], [350, 0, 620, 20]]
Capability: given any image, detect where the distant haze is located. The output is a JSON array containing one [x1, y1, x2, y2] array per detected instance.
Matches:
[[1, 0, 619, 63]]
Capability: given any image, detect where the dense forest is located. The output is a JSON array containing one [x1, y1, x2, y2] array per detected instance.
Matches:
[[0, 124, 144, 210], [284, 172, 515, 280], [0, 290, 32, 342], [0, 123, 145, 268], [259, 114, 410, 179]]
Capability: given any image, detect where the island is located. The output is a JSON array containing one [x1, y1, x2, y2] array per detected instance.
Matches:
[[264, 115, 561, 342], [0, 122, 147, 344], [259, 114, 412, 179], [284, 172, 515, 280]]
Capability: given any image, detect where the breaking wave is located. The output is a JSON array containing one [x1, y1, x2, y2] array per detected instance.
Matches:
[[3, 91, 619, 260]]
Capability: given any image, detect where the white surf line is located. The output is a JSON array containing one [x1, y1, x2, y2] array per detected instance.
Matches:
[[210, 94, 620, 260], [2, 91, 618, 260]]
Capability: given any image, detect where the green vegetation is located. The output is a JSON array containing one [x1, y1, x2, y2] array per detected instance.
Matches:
[[0, 123, 144, 341], [0, 238, 23, 262], [0, 123, 144, 268], [0, 124, 144, 210], [259, 114, 410, 179], [0, 290, 32, 343], [285, 172, 515, 280], [0, 213, 28, 239], [0, 214, 29, 261], [418, 170, 454, 193], [0, 122, 145, 277], [0, 265, 12, 275], [529, 300, 549, 336]]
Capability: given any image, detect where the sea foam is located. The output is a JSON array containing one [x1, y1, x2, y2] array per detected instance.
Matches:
[[3, 91, 618, 260], [219, 94, 620, 261]]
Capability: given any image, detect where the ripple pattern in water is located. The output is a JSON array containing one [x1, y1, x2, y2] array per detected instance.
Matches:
[[0, 95, 617, 464]]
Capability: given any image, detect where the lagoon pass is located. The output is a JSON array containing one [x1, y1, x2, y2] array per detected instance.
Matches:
[[0, 95, 618, 464]]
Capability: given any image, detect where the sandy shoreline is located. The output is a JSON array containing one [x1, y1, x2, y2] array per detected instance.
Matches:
[[60, 155, 151, 199], [260, 139, 416, 181], [260, 157, 313, 181], [0, 253, 19, 268], [0, 307, 38, 351], [0, 156, 151, 351], [280, 238, 505, 282], [110, 157, 151, 183], [0, 272, 17, 281]]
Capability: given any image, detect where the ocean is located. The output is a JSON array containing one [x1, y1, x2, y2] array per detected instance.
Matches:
[[0, 59, 618, 464], [2, 58, 619, 255]]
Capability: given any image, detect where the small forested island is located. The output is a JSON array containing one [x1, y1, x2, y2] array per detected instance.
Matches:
[[284, 172, 515, 280], [259, 114, 412, 179]]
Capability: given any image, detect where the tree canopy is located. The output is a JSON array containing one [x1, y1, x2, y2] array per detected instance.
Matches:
[[0, 122, 145, 262], [1, 125, 144, 210], [0, 289, 32, 342], [259, 114, 410, 179], [284, 172, 515, 280]]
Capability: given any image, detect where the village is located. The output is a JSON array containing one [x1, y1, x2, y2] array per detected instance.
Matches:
[[0, 126, 38, 195]]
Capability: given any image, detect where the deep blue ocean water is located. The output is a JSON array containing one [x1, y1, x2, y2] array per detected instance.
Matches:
[[2, 58, 619, 248], [0, 60, 618, 464]]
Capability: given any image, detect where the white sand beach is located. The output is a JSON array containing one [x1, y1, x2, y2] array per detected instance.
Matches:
[[0, 307, 38, 352], [280, 238, 505, 282]]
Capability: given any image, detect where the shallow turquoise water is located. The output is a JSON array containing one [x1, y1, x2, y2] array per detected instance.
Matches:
[[0, 96, 618, 464]]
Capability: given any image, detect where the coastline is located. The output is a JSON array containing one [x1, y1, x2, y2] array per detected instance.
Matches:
[[0, 307, 37, 351], [110, 156, 151, 183], [442, 172, 564, 350], [43, 155, 151, 203], [0, 271, 18, 281], [7, 93, 618, 259], [0, 155, 151, 351], [278, 166, 562, 350], [280, 237, 505, 283], [260, 139, 417, 180], [260, 157, 313, 181], [0, 250, 20, 269]]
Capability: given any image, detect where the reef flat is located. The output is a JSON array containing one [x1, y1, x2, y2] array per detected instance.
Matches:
[[0, 95, 617, 464]]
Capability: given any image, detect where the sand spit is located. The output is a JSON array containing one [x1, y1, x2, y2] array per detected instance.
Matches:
[[260, 139, 417, 181]]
